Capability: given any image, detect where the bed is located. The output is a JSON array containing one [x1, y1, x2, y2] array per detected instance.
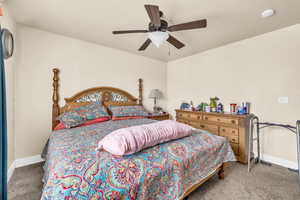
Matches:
[[41, 68, 236, 200]]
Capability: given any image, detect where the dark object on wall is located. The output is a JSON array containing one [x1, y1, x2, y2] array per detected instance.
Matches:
[[0, 27, 8, 200], [1, 29, 14, 59]]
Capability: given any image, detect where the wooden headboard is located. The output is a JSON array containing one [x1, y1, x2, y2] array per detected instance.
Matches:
[[51, 68, 143, 130]]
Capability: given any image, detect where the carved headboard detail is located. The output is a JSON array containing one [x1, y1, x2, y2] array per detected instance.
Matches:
[[51, 68, 143, 130]]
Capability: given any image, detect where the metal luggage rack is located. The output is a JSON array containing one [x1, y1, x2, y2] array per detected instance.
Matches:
[[248, 115, 300, 184]]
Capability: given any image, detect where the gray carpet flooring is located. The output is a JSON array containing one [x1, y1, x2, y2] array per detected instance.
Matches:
[[8, 162, 300, 200]]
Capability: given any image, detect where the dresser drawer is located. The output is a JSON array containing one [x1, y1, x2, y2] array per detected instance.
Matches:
[[199, 123, 219, 135], [177, 112, 192, 119], [176, 110, 249, 164], [187, 121, 202, 129], [177, 119, 189, 125], [230, 143, 239, 155], [177, 112, 201, 121], [202, 115, 239, 126], [219, 126, 239, 144], [189, 113, 202, 121], [220, 126, 238, 136]]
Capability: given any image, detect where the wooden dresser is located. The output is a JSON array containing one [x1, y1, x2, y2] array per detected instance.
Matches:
[[176, 109, 251, 164]]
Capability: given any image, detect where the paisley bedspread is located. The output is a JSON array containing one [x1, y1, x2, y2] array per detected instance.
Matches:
[[42, 119, 235, 200]]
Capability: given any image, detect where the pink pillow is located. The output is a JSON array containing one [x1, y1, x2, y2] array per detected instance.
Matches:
[[54, 117, 110, 130], [97, 120, 195, 156]]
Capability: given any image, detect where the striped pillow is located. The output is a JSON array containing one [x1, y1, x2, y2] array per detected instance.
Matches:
[[108, 105, 148, 120], [58, 102, 110, 128], [73, 102, 110, 120]]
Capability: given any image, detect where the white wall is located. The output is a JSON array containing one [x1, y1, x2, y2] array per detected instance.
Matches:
[[15, 25, 167, 159], [167, 24, 300, 165], [1, 4, 17, 168]]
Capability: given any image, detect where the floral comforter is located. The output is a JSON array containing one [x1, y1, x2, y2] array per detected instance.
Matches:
[[42, 119, 235, 200]]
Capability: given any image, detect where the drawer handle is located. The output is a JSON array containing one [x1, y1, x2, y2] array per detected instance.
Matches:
[[197, 116, 201, 119], [217, 118, 220, 121], [179, 114, 182, 117], [200, 125, 205, 128], [232, 130, 235, 133], [231, 120, 236, 124], [205, 117, 208, 120], [222, 129, 226, 132], [232, 139, 236, 142]]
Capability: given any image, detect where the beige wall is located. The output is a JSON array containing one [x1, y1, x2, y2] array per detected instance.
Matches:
[[1, 4, 17, 168], [167, 24, 300, 164], [15, 25, 167, 159], [13, 22, 300, 166]]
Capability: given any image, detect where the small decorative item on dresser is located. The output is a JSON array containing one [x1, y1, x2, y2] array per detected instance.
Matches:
[[205, 105, 211, 112], [200, 102, 208, 111], [217, 103, 224, 113], [147, 112, 170, 121], [243, 102, 250, 114], [196, 104, 202, 111], [230, 103, 237, 113], [237, 102, 251, 115], [209, 97, 219, 112], [237, 106, 245, 115], [148, 89, 163, 113], [180, 102, 190, 110], [190, 101, 196, 111]]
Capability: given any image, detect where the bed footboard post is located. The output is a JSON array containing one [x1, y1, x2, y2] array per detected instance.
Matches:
[[52, 68, 60, 130], [218, 163, 225, 179], [138, 78, 143, 105]]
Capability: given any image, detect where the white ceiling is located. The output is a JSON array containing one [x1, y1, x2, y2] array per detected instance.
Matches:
[[7, 0, 300, 61]]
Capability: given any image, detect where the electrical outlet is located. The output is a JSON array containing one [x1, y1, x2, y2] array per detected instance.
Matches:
[[278, 96, 289, 104]]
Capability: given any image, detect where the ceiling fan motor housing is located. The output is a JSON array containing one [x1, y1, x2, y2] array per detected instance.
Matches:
[[149, 19, 168, 32]]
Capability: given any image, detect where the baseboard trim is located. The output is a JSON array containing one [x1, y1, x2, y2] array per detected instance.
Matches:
[[261, 154, 298, 170], [7, 161, 16, 183], [7, 155, 44, 183], [15, 155, 45, 168]]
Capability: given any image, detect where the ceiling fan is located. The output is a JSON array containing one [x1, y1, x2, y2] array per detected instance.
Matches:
[[112, 5, 207, 51]]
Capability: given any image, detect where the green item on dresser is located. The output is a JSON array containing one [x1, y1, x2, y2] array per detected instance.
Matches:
[[209, 97, 219, 112]]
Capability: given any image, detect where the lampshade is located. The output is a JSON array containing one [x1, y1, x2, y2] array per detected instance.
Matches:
[[148, 31, 169, 48], [148, 89, 163, 99]]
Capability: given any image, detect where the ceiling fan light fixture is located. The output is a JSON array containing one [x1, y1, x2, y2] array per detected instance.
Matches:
[[148, 31, 169, 48]]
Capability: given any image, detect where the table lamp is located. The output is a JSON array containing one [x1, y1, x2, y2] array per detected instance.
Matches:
[[148, 89, 163, 113]]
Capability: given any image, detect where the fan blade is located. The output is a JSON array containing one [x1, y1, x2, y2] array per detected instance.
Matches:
[[168, 19, 207, 32], [144, 5, 161, 28], [113, 30, 148, 34], [138, 39, 151, 51], [167, 35, 185, 49]]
